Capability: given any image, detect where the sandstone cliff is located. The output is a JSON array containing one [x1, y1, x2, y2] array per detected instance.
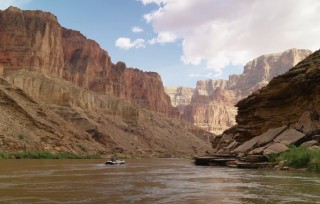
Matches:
[[164, 86, 194, 114], [212, 49, 320, 164], [181, 49, 312, 134], [0, 6, 176, 116], [0, 7, 212, 157], [234, 49, 320, 140]]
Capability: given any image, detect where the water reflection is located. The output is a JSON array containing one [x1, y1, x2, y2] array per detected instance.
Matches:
[[0, 159, 319, 203]]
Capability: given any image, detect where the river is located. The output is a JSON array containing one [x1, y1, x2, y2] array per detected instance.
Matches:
[[0, 159, 320, 203]]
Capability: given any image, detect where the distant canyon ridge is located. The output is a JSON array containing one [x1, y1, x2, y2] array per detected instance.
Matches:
[[165, 48, 312, 134]]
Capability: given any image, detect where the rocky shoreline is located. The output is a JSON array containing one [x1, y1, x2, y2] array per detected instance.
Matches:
[[195, 49, 320, 172]]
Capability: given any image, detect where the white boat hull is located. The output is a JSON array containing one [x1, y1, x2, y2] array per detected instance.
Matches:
[[105, 160, 125, 165]]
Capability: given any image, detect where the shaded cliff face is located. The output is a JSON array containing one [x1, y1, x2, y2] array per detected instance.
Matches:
[[213, 49, 320, 158], [181, 49, 312, 134], [234, 49, 320, 140], [0, 7, 175, 116]]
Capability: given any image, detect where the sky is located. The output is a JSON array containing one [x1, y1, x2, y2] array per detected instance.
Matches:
[[1, 0, 320, 87]]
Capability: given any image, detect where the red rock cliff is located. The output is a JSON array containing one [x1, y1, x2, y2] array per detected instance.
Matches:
[[180, 49, 312, 134], [0, 7, 176, 116], [0, 6, 64, 75]]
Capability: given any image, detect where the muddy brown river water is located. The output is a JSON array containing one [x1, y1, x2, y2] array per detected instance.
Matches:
[[0, 159, 320, 203]]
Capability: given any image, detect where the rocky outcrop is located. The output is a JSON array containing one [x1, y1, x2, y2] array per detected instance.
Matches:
[[232, 49, 320, 139], [0, 7, 176, 116], [181, 49, 312, 134], [210, 49, 320, 166]]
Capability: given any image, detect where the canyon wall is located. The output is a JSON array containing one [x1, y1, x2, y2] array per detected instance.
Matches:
[[234, 49, 320, 140], [164, 86, 194, 114], [0, 7, 211, 157], [4, 70, 213, 157], [213, 49, 320, 159], [0, 7, 176, 116], [179, 49, 312, 134]]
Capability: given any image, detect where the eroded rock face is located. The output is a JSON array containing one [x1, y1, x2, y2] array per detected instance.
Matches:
[[0, 7, 176, 116], [0, 76, 105, 154], [164, 86, 194, 115], [234, 49, 320, 139], [0, 6, 64, 75], [0, 7, 211, 157], [216, 49, 320, 155], [3, 71, 214, 157], [181, 49, 312, 134]]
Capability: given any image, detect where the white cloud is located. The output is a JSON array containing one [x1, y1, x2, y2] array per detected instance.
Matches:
[[189, 72, 221, 78], [148, 32, 177, 44], [142, 0, 320, 75], [115, 37, 145, 50], [139, 0, 163, 6], [132, 26, 144, 33], [0, 0, 32, 9]]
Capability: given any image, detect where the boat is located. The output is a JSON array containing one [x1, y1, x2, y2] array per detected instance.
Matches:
[[105, 160, 125, 165]]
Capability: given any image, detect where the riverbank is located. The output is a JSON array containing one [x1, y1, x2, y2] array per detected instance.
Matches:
[[195, 145, 320, 173], [0, 151, 195, 160], [268, 145, 320, 173], [0, 151, 101, 159]]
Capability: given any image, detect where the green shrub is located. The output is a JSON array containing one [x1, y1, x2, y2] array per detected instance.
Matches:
[[267, 145, 320, 172], [276, 146, 311, 168]]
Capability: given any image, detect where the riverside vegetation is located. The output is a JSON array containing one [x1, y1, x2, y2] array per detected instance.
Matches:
[[268, 145, 320, 173], [0, 152, 101, 159]]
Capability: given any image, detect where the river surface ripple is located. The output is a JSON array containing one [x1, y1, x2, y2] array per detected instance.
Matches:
[[0, 159, 320, 203]]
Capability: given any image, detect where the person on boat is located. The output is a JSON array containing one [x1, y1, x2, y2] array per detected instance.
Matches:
[[110, 155, 116, 162]]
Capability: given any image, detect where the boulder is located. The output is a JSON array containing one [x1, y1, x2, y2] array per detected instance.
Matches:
[[248, 145, 269, 155], [295, 111, 319, 134], [234, 136, 261, 153], [301, 140, 319, 147], [309, 146, 320, 151], [257, 126, 287, 146], [263, 143, 289, 155], [226, 140, 239, 149], [274, 128, 305, 145]]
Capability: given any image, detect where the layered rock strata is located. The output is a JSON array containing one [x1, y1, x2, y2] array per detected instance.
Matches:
[[1, 69, 214, 157], [164, 86, 194, 114], [181, 49, 312, 134], [213, 49, 320, 165], [0, 7, 212, 156], [0, 7, 177, 116]]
